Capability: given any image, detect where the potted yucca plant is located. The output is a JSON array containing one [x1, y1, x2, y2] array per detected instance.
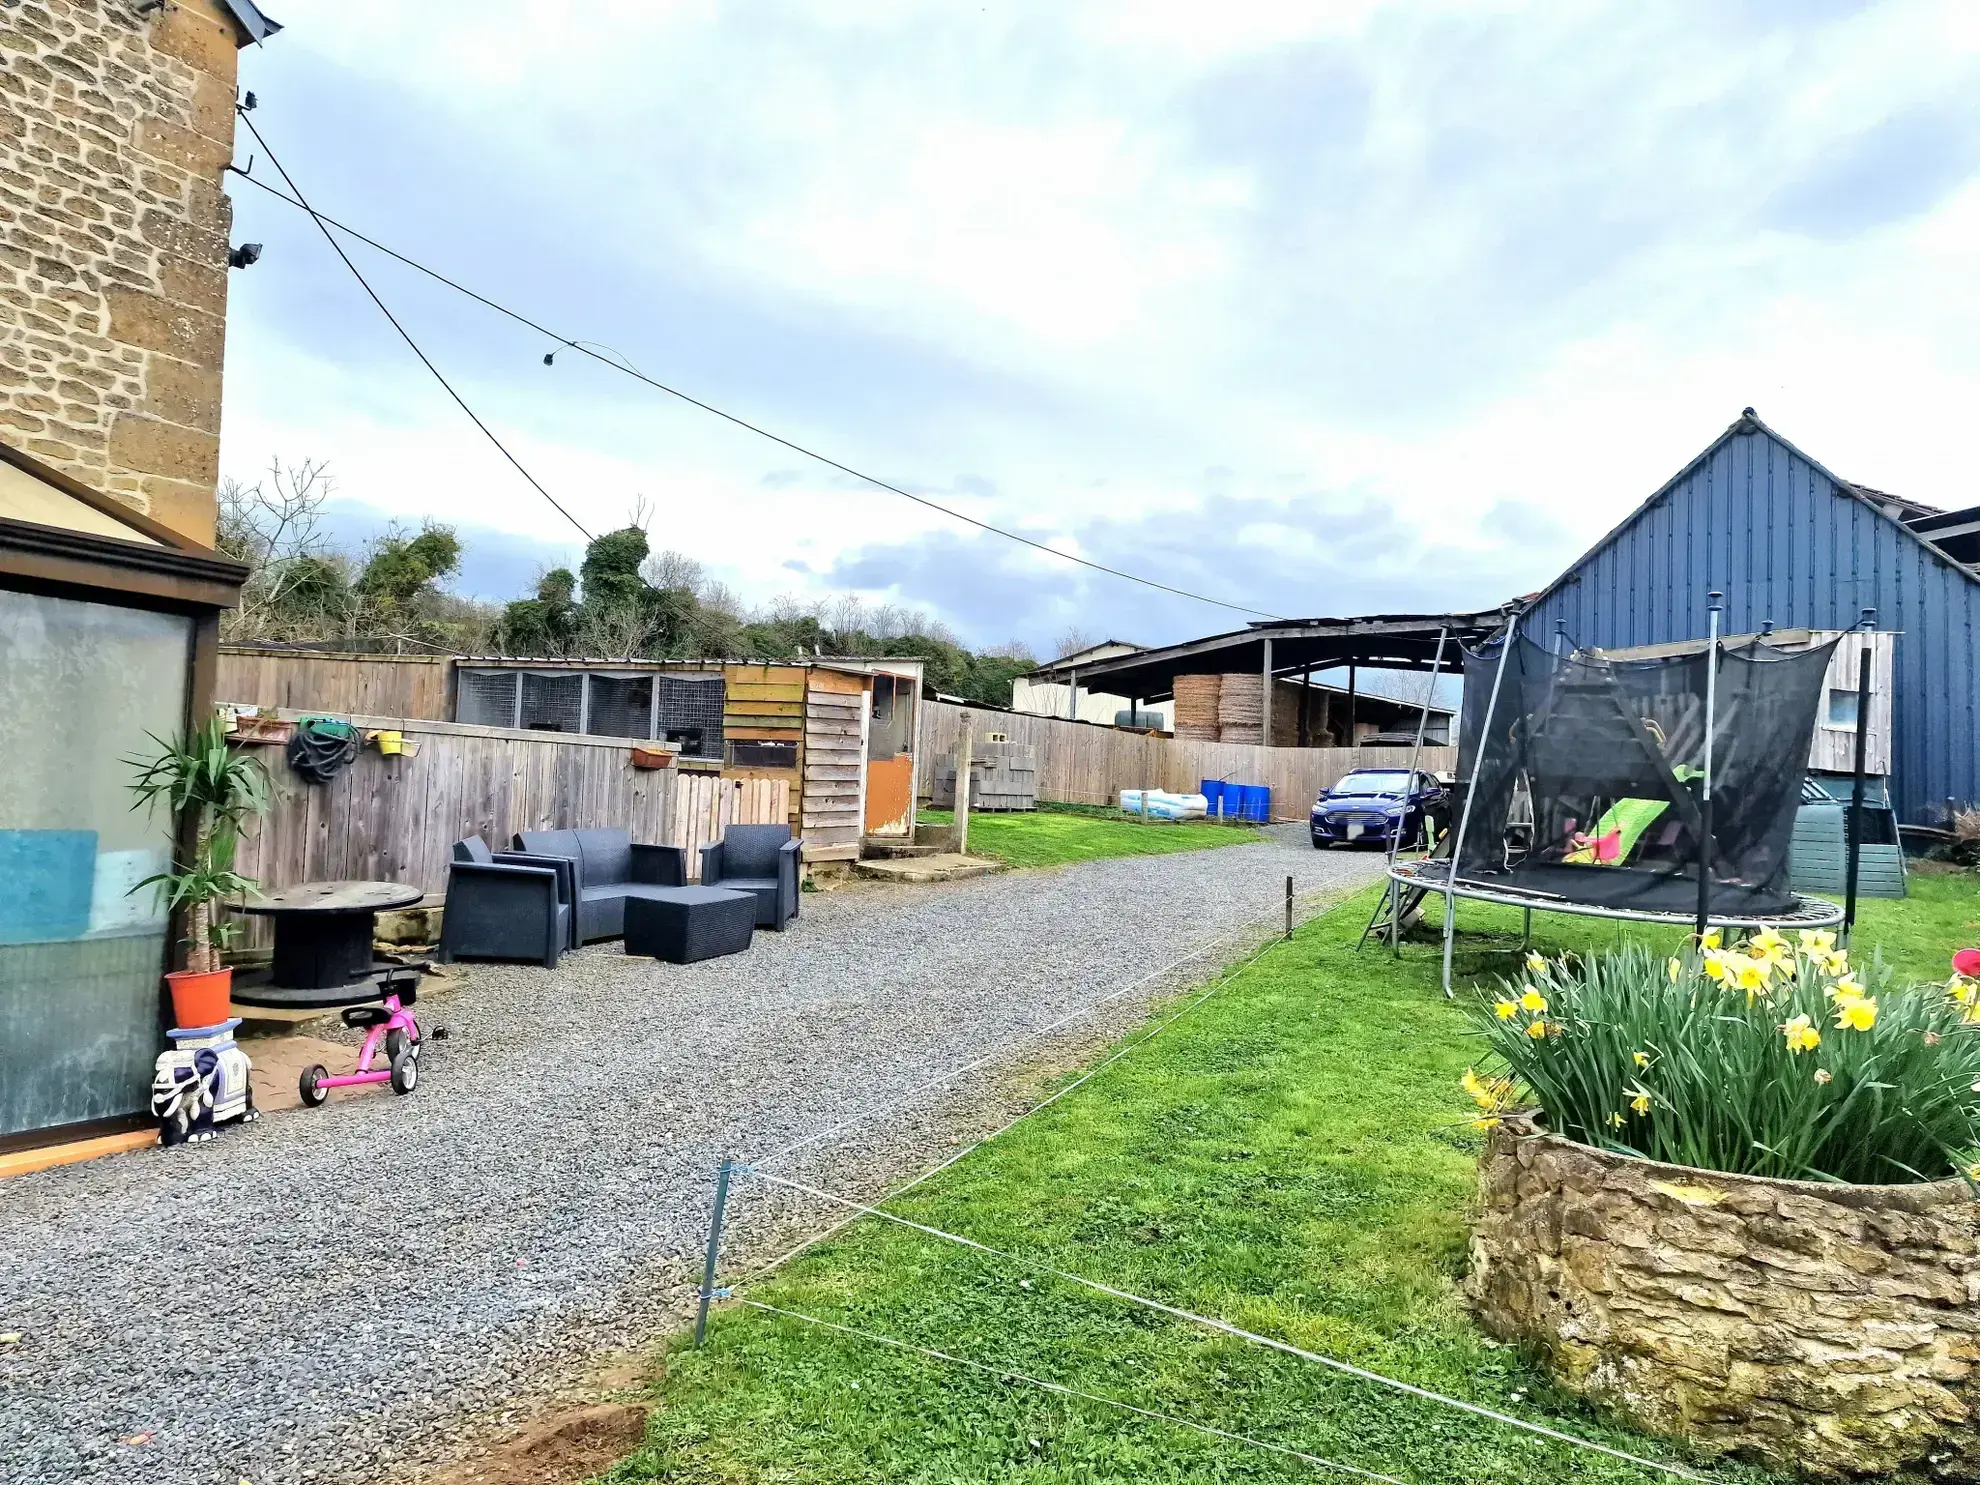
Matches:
[[127, 715, 269, 1029]]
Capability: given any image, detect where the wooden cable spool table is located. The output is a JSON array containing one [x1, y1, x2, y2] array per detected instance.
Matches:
[[231, 880, 425, 1009]]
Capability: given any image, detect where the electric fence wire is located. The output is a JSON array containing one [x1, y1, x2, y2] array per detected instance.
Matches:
[[226, 149, 1282, 620], [749, 882, 1345, 1172], [233, 110, 595, 542], [740, 886, 1342, 1283], [735, 1298, 1412, 1485], [733, 1170, 1709, 1483]]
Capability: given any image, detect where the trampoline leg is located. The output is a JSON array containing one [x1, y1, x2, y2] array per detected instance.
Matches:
[[1440, 888, 1458, 998], [1521, 906, 1532, 949]]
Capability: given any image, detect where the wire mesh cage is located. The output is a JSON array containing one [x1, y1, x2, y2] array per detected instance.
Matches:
[[519, 672, 584, 733], [457, 668, 519, 729], [586, 674, 654, 738], [656, 675, 724, 759]]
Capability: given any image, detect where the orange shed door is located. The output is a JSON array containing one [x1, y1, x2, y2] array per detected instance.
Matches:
[[864, 755, 913, 836]]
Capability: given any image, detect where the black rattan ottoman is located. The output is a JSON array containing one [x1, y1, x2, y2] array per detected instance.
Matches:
[[623, 887, 757, 964]]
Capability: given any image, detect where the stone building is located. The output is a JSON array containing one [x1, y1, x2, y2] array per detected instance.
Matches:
[[0, 1, 273, 1150], [0, 0, 277, 544]]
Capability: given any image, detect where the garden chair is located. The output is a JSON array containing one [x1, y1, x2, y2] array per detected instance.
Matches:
[[437, 837, 572, 968], [699, 823, 803, 931]]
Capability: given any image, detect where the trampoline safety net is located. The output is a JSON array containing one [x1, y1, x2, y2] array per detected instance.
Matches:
[[1454, 634, 1839, 918]]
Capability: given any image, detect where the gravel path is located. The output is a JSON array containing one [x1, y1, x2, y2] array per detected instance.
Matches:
[[0, 829, 1384, 1485]]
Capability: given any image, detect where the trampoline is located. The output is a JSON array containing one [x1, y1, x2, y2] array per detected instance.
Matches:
[[1396, 609, 1847, 988]]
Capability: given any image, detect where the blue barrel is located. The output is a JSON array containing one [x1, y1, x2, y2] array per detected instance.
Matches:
[[1199, 780, 1226, 818], [1241, 784, 1271, 822]]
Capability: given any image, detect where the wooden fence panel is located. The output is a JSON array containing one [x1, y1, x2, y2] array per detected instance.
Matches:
[[217, 650, 453, 721], [915, 701, 1455, 820]]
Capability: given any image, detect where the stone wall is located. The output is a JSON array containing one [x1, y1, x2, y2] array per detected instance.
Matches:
[[1469, 1120, 1980, 1479], [0, 0, 244, 544]]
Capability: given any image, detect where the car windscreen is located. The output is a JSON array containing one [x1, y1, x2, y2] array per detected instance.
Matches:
[[1329, 771, 1411, 796]]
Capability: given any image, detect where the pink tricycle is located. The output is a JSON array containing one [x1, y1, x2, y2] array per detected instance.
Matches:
[[299, 971, 426, 1105]]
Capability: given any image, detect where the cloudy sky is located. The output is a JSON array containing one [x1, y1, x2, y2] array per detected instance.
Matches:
[[220, 0, 1980, 655]]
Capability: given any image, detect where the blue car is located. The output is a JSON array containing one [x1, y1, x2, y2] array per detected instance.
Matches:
[[1311, 768, 1446, 850]]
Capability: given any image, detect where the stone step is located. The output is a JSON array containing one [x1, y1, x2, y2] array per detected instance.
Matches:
[[853, 853, 1003, 884], [860, 838, 943, 859]]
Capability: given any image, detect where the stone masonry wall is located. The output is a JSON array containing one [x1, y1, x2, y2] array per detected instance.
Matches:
[[1468, 1121, 1980, 1479], [0, 0, 243, 544]]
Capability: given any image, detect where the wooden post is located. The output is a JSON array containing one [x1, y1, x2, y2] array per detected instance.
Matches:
[[1261, 637, 1274, 745], [1297, 666, 1310, 747], [1346, 662, 1357, 747], [1066, 669, 1078, 722], [954, 716, 973, 856]]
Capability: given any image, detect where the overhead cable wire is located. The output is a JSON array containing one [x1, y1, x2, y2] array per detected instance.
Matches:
[[233, 111, 594, 541], [227, 160, 1281, 620], [735, 1299, 1411, 1485], [735, 1170, 1709, 1482]]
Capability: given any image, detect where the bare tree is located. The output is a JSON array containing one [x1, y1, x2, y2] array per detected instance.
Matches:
[[1053, 627, 1100, 662], [218, 457, 347, 641], [642, 547, 705, 593]]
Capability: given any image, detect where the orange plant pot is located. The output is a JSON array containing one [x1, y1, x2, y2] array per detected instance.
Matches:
[[164, 968, 233, 1030]]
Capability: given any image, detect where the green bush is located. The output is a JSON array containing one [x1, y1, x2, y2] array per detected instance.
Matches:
[[1463, 929, 1980, 1185]]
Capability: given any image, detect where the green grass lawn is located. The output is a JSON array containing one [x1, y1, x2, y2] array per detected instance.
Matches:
[[919, 803, 1262, 871], [610, 871, 1980, 1485]]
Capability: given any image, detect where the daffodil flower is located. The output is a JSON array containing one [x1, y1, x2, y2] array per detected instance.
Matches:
[[1782, 1015, 1821, 1054], [1700, 929, 1722, 951], [1702, 953, 1731, 984], [1525, 1020, 1550, 1040], [1629, 1090, 1652, 1116], [1632, 1050, 1650, 1068], [1797, 929, 1837, 958], [1520, 988, 1547, 1014], [1834, 995, 1878, 1032], [1813, 1067, 1833, 1085], [1607, 1111, 1626, 1129], [1494, 999, 1518, 1021], [1666, 957, 1683, 983], [1966, 1161, 1980, 1183], [1525, 952, 1547, 974]]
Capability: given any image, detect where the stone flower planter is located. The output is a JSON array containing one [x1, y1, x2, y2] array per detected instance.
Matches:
[[1467, 1118, 1980, 1479]]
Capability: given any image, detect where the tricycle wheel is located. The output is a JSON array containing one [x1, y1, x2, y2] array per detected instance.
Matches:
[[299, 1065, 329, 1107], [386, 1026, 418, 1063], [389, 1048, 420, 1096]]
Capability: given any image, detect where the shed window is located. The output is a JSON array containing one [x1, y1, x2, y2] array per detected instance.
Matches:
[[729, 739, 798, 770], [657, 675, 724, 759], [868, 672, 914, 761], [1826, 687, 1860, 729]]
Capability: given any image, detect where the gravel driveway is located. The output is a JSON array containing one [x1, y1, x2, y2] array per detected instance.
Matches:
[[0, 828, 1384, 1485]]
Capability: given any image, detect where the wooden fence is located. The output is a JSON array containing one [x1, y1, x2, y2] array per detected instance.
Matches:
[[231, 714, 786, 944], [915, 702, 1456, 821], [217, 649, 453, 721]]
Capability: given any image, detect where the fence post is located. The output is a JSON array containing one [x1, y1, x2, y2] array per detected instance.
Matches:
[[694, 1157, 735, 1347], [954, 717, 973, 855], [1285, 875, 1293, 940]]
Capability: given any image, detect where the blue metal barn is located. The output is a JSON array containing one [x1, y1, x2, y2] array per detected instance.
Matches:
[[1517, 410, 1980, 825]]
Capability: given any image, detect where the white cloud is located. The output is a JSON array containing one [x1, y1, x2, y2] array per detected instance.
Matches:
[[220, 1, 1980, 647]]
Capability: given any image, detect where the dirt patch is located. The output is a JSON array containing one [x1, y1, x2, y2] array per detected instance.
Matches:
[[419, 1402, 649, 1485]]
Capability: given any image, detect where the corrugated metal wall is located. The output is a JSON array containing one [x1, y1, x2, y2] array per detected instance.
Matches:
[[1519, 423, 1980, 823]]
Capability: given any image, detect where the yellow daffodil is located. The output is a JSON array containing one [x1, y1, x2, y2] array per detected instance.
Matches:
[[1702, 952, 1732, 984], [1818, 949, 1850, 977], [1748, 928, 1791, 967], [1471, 1116, 1500, 1131], [1520, 988, 1547, 1014], [1834, 995, 1878, 1032], [1461, 1068, 1487, 1103], [1782, 1015, 1821, 1054], [1526, 1020, 1550, 1040], [1966, 1161, 1980, 1183], [1731, 955, 1772, 999], [1494, 999, 1519, 1020], [1667, 956, 1683, 983], [1607, 1111, 1626, 1129], [1632, 1050, 1651, 1068], [1797, 929, 1837, 958], [1813, 1067, 1833, 1085], [1629, 1090, 1652, 1116], [1525, 952, 1548, 974], [1700, 929, 1722, 951], [1948, 977, 1977, 1007], [1830, 973, 1864, 1000]]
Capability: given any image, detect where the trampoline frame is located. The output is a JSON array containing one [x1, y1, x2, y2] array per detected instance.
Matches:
[[1392, 858, 1845, 931]]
